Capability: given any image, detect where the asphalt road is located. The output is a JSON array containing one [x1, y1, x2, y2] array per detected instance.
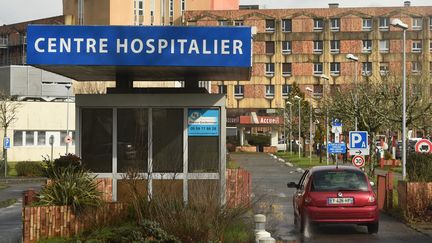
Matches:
[[232, 152, 431, 243], [0, 182, 43, 243]]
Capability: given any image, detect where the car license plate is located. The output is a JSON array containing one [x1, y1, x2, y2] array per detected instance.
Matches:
[[327, 197, 353, 205]]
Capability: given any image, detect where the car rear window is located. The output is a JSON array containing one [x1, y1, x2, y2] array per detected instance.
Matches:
[[311, 170, 369, 192]]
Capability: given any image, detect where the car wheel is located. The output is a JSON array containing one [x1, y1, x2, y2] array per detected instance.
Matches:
[[367, 222, 379, 234]]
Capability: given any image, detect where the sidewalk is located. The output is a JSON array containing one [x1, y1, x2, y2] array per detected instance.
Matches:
[[0, 177, 46, 184]]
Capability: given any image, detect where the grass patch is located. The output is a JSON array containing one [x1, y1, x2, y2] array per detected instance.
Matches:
[[0, 198, 17, 208], [276, 152, 326, 169], [0, 184, 8, 190]]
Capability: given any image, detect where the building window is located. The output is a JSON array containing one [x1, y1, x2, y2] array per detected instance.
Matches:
[[380, 62, 389, 76], [379, 40, 389, 53], [282, 63, 292, 76], [362, 40, 372, 53], [153, 109, 183, 173], [282, 41, 292, 54], [37, 131, 46, 146], [169, 0, 174, 17], [234, 85, 244, 98], [266, 19, 275, 32], [265, 63, 275, 76], [313, 40, 323, 54], [13, 131, 23, 146], [265, 85, 275, 98], [412, 40, 422, 53], [313, 63, 323, 75], [379, 17, 389, 31], [218, 85, 227, 94], [330, 18, 340, 31], [218, 20, 229, 26], [181, 0, 185, 12], [282, 84, 291, 98], [313, 85, 324, 98], [282, 19, 292, 32], [330, 62, 340, 76], [430, 40, 432, 52], [265, 41, 275, 55], [117, 109, 148, 173], [234, 20, 244, 26], [363, 18, 372, 31], [330, 40, 340, 54], [26, 131, 35, 146], [313, 19, 324, 31], [362, 62, 372, 76], [81, 109, 113, 173], [412, 18, 423, 30], [412, 62, 421, 75], [430, 17, 432, 30]]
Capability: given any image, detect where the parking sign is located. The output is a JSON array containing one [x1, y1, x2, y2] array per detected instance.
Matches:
[[3, 137, 10, 149], [349, 131, 369, 156]]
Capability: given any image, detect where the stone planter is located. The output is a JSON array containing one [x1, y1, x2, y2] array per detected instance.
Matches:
[[235, 146, 257, 152], [263, 146, 277, 153], [398, 181, 432, 221]]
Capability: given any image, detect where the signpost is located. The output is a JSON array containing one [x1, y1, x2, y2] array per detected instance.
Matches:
[[328, 143, 347, 154], [349, 131, 370, 156], [3, 137, 10, 177], [3, 137, 10, 149], [415, 139, 432, 154], [188, 109, 219, 136], [329, 119, 343, 166], [352, 155, 365, 168]]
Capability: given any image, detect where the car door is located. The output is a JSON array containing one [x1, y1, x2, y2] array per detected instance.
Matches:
[[294, 170, 309, 217]]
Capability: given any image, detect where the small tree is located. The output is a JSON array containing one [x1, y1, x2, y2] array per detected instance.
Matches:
[[0, 90, 21, 177], [285, 83, 315, 157]]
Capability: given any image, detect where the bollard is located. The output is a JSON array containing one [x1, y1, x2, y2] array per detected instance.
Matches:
[[254, 214, 272, 243]]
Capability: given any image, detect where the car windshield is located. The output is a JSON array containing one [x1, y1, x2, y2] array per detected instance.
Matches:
[[311, 170, 369, 192]]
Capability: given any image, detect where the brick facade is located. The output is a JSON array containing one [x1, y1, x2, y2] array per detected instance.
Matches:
[[185, 5, 432, 111]]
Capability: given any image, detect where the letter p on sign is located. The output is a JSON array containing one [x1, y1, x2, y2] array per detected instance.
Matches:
[[349, 131, 368, 149]]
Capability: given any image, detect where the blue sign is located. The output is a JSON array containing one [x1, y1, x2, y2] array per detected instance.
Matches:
[[188, 109, 219, 136], [27, 25, 252, 67], [3, 137, 10, 149], [331, 118, 342, 127], [328, 143, 346, 154], [349, 131, 368, 149]]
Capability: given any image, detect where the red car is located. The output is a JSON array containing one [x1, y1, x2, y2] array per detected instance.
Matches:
[[287, 165, 379, 234]]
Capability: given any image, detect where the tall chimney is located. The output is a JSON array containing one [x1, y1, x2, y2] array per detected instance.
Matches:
[[329, 3, 339, 8], [404, 1, 411, 7]]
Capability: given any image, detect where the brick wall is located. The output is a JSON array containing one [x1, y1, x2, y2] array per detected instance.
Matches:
[[292, 63, 313, 76], [292, 40, 313, 54], [340, 17, 362, 32], [244, 84, 265, 98]]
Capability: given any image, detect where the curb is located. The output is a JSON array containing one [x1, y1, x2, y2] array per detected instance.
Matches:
[[0, 177, 47, 184]]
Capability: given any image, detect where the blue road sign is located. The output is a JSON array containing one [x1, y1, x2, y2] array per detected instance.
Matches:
[[328, 143, 346, 154], [349, 131, 368, 149], [331, 118, 342, 127], [3, 137, 10, 149], [27, 25, 252, 68]]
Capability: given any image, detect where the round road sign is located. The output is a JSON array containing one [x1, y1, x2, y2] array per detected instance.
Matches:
[[64, 135, 72, 144], [352, 155, 365, 168], [415, 139, 432, 153]]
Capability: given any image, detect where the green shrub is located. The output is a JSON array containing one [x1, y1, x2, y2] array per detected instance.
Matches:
[[54, 154, 82, 169], [384, 151, 393, 160], [122, 170, 252, 242], [77, 221, 179, 243], [35, 164, 102, 214], [407, 153, 432, 182], [15, 161, 44, 177]]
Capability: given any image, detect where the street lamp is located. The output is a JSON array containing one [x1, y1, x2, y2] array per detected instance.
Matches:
[[306, 87, 313, 164], [294, 95, 301, 158], [391, 18, 408, 180], [65, 83, 72, 154], [320, 74, 330, 165], [286, 101, 293, 153], [346, 53, 359, 131]]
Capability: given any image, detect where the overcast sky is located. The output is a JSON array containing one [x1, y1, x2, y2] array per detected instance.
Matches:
[[0, 0, 430, 25]]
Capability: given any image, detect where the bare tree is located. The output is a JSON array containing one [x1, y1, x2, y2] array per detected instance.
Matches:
[[0, 90, 21, 177]]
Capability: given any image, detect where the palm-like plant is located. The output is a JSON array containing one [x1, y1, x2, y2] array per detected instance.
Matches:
[[37, 164, 102, 214]]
